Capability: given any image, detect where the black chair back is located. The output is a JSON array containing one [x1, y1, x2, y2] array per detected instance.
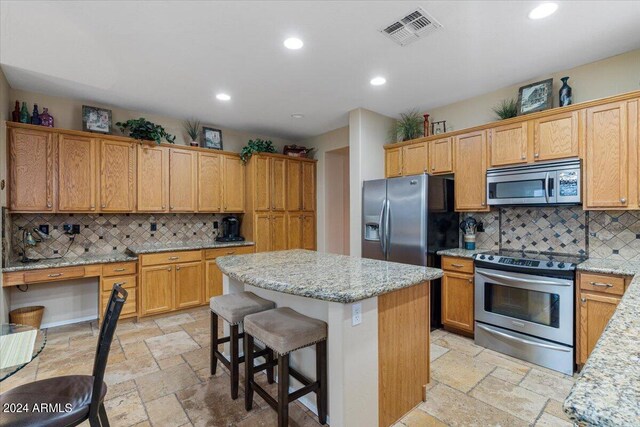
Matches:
[[89, 284, 128, 418]]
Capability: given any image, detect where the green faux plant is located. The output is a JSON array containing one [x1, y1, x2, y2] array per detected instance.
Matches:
[[240, 138, 276, 164], [116, 118, 176, 144], [391, 109, 424, 142], [493, 99, 518, 120], [183, 119, 201, 142]]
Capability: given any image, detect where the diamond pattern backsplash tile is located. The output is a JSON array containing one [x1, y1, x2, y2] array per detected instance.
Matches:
[[589, 210, 640, 261], [7, 213, 228, 262]]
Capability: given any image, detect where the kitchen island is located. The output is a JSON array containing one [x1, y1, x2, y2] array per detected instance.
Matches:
[[216, 249, 443, 427]]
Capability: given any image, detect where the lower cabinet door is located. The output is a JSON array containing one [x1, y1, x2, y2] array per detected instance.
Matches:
[[271, 213, 287, 251], [206, 259, 223, 300], [578, 292, 620, 364], [140, 265, 174, 316], [254, 213, 272, 252], [442, 271, 474, 333], [287, 213, 303, 249], [302, 213, 316, 250], [174, 261, 203, 309]]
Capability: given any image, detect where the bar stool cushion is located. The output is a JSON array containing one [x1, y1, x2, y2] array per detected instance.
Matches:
[[244, 307, 327, 355], [210, 291, 275, 325]]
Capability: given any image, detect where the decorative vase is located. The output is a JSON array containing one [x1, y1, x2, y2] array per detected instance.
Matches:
[[31, 104, 41, 125], [12, 101, 20, 122], [39, 108, 54, 127], [190, 140, 199, 147], [559, 77, 572, 107], [19, 102, 30, 124]]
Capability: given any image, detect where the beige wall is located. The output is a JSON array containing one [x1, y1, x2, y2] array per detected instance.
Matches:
[[1, 68, 9, 322], [8, 88, 295, 152], [428, 49, 640, 132], [324, 147, 350, 255]]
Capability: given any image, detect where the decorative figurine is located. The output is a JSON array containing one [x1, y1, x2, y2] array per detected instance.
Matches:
[[12, 101, 20, 122], [559, 76, 572, 107], [39, 108, 54, 127], [31, 104, 41, 125], [423, 113, 430, 137], [19, 102, 30, 123]]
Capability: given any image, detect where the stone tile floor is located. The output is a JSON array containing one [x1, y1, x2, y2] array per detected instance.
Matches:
[[1, 307, 576, 426]]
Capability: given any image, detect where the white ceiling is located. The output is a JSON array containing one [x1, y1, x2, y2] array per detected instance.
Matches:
[[2, 1, 640, 140]]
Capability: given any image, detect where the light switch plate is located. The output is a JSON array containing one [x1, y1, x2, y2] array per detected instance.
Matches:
[[352, 303, 362, 326]]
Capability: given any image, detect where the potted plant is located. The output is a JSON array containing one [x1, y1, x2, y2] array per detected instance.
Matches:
[[184, 119, 201, 147], [492, 99, 518, 120], [240, 138, 276, 164], [116, 118, 176, 144], [391, 109, 424, 142]]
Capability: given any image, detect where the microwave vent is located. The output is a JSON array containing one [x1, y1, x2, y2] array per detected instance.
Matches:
[[380, 7, 442, 46]]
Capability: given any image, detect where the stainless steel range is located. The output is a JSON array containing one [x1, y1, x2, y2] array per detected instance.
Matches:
[[473, 250, 583, 375]]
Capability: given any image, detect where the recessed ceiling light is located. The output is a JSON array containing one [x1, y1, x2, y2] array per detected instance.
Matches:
[[370, 77, 386, 86], [283, 37, 304, 50], [528, 3, 558, 19], [216, 93, 231, 101], [291, 114, 305, 119]]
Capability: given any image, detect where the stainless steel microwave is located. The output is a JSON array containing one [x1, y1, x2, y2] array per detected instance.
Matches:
[[486, 158, 581, 206]]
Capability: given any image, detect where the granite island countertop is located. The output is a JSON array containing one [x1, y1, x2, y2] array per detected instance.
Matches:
[[127, 240, 254, 254], [216, 249, 443, 303], [437, 248, 488, 259], [564, 258, 640, 426], [3, 253, 139, 273]]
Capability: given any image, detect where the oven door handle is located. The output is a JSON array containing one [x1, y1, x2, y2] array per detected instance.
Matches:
[[476, 324, 571, 353], [477, 270, 571, 287]]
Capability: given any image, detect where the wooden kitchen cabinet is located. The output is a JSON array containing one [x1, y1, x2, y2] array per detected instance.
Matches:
[[286, 160, 302, 211], [271, 158, 287, 211], [402, 142, 427, 175], [302, 213, 316, 250], [99, 139, 136, 212], [488, 122, 528, 167], [254, 213, 272, 252], [174, 261, 203, 309], [169, 148, 198, 212], [204, 245, 255, 299], [429, 137, 453, 174], [454, 131, 489, 211], [8, 126, 55, 211], [302, 161, 316, 211], [137, 144, 169, 212], [441, 257, 475, 335], [287, 212, 304, 249], [532, 111, 579, 161], [222, 155, 245, 212], [385, 147, 402, 178], [271, 212, 287, 251], [140, 264, 174, 316], [197, 152, 222, 212], [57, 134, 97, 211]]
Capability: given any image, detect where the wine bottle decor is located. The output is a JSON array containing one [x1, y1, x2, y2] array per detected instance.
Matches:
[[31, 104, 41, 125]]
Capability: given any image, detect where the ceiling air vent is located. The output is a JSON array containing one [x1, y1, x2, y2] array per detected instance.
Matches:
[[380, 7, 442, 46]]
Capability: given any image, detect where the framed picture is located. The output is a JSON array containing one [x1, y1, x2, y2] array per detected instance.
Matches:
[[517, 79, 553, 115], [202, 127, 223, 150], [82, 105, 112, 134]]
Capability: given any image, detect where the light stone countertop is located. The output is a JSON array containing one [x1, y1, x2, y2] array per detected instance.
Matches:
[[437, 248, 488, 259], [126, 240, 255, 254], [216, 249, 443, 303], [3, 253, 138, 273], [564, 258, 640, 426]]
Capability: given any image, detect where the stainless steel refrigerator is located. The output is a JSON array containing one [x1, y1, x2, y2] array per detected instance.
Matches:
[[362, 174, 459, 327]]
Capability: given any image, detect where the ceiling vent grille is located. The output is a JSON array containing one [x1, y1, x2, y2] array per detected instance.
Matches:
[[380, 7, 442, 46]]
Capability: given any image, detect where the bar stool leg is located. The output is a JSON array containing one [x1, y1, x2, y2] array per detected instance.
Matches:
[[210, 312, 218, 375], [277, 353, 290, 427], [244, 333, 255, 411], [316, 340, 327, 425], [266, 349, 275, 384], [230, 324, 240, 399]]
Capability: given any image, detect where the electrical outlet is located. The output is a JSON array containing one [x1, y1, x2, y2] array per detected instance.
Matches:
[[150, 223, 157, 232], [63, 224, 81, 235], [477, 221, 485, 233], [213, 221, 219, 229], [38, 224, 49, 235], [352, 303, 362, 326]]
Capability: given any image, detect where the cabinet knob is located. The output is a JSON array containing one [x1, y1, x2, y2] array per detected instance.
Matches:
[[468, 279, 473, 283], [101, 204, 106, 208], [162, 205, 166, 209], [90, 205, 95, 209], [521, 155, 526, 160], [534, 153, 540, 158], [481, 202, 486, 206], [47, 203, 52, 208], [620, 198, 627, 204], [580, 297, 586, 304], [167, 267, 172, 271], [176, 266, 181, 271], [170, 206, 174, 210]]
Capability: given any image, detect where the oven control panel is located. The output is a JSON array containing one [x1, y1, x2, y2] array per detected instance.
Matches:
[[474, 253, 578, 271], [498, 258, 540, 267]]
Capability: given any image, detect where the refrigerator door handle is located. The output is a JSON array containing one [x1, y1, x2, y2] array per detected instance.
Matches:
[[379, 199, 386, 255], [385, 199, 391, 258]]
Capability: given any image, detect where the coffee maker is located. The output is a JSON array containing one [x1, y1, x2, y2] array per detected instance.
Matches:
[[217, 216, 244, 242]]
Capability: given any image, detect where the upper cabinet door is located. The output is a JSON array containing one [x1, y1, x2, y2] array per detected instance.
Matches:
[[137, 144, 169, 212], [302, 162, 316, 212], [385, 147, 402, 178], [286, 160, 302, 211], [402, 143, 427, 175], [533, 111, 579, 162], [253, 156, 271, 211], [454, 131, 489, 212], [223, 155, 245, 212], [429, 138, 453, 174], [58, 134, 97, 211], [197, 152, 222, 212], [100, 140, 136, 212], [271, 158, 286, 211], [585, 101, 628, 208], [9, 127, 55, 211], [169, 148, 197, 212], [489, 122, 528, 167]]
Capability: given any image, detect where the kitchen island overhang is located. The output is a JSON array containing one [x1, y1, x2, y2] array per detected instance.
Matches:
[[217, 250, 443, 427]]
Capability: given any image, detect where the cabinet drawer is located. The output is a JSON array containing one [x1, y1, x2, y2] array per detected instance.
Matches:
[[102, 262, 137, 277], [141, 250, 202, 266], [442, 256, 474, 274], [102, 275, 137, 292], [579, 273, 626, 296], [102, 289, 136, 316], [23, 266, 85, 283], [204, 245, 255, 260]]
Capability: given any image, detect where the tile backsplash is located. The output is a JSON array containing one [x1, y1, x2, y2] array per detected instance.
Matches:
[[6, 213, 229, 263]]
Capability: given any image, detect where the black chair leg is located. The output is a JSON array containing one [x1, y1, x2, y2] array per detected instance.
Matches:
[[316, 341, 327, 425], [210, 311, 218, 375], [99, 402, 110, 427], [277, 353, 290, 427], [266, 349, 275, 384], [88, 414, 101, 427], [244, 333, 255, 411], [230, 324, 240, 400]]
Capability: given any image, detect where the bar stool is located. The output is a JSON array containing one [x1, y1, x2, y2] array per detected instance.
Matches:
[[243, 307, 328, 427], [210, 291, 276, 399]]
